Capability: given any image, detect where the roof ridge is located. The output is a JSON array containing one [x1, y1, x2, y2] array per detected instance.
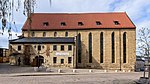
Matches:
[[32, 12, 126, 15]]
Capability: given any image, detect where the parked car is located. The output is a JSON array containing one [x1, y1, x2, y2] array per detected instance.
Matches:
[[135, 56, 145, 72]]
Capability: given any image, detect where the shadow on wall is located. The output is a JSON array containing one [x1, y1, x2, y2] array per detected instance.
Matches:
[[77, 42, 103, 69], [9, 46, 24, 65], [23, 45, 38, 65], [9, 45, 40, 66]]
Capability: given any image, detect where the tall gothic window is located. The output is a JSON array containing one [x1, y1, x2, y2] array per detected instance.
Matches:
[[78, 33, 81, 63], [100, 32, 103, 63], [123, 32, 127, 63], [89, 32, 92, 63], [112, 32, 115, 63]]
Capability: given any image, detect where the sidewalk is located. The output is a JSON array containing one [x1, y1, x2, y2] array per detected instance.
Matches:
[[0, 63, 145, 77], [0, 67, 144, 77]]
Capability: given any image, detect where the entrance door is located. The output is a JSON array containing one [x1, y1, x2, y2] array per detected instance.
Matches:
[[35, 56, 44, 67]]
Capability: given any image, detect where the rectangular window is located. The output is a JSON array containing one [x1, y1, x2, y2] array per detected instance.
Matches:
[[61, 45, 64, 51], [18, 45, 21, 51], [53, 57, 57, 63], [68, 45, 72, 51], [53, 45, 57, 51], [61, 59, 64, 64], [68, 57, 72, 64], [38, 45, 41, 51]]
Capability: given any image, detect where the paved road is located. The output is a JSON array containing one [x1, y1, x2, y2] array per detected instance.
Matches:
[[0, 63, 34, 74], [0, 73, 143, 84], [0, 63, 145, 84]]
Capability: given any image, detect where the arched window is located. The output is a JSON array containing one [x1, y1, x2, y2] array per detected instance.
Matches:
[[123, 32, 127, 63], [112, 32, 115, 63], [43, 32, 46, 37], [31, 32, 35, 37], [65, 32, 68, 37], [78, 33, 81, 63], [54, 32, 57, 37], [100, 32, 103, 63], [89, 32, 92, 63]]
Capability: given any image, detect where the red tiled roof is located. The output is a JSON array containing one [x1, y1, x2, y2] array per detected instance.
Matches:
[[22, 12, 136, 31]]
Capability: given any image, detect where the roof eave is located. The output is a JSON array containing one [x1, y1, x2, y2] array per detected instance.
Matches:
[[22, 27, 136, 31]]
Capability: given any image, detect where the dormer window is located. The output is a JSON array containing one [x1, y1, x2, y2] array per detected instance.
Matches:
[[43, 22, 49, 26], [96, 21, 102, 25], [78, 22, 84, 26], [61, 22, 66, 26], [114, 21, 120, 25]]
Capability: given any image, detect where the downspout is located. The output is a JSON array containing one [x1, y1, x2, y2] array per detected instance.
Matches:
[[76, 30, 78, 68]]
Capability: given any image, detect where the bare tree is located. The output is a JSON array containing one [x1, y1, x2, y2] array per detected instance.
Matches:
[[137, 27, 150, 77], [0, 0, 51, 35], [1, 0, 51, 65]]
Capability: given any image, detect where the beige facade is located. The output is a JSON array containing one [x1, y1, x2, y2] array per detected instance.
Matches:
[[17, 28, 136, 70], [10, 43, 75, 68]]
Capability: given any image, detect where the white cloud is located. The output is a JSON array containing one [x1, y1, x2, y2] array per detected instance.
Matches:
[[35, 0, 116, 13], [111, 0, 150, 38], [113, 0, 150, 20]]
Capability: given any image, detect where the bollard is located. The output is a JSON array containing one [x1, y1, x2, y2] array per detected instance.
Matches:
[[89, 69, 93, 72], [115, 70, 118, 72], [73, 69, 76, 73], [58, 69, 61, 73], [104, 70, 107, 72], [128, 70, 131, 72]]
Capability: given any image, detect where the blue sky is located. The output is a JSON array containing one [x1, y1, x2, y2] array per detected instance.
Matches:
[[0, 0, 150, 48]]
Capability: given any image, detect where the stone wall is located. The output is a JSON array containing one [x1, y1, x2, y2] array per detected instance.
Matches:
[[19, 28, 136, 70]]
